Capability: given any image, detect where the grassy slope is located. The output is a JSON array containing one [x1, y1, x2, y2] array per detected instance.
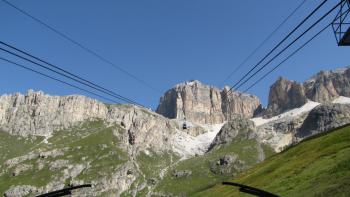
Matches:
[[195, 125, 350, 197], [0, 121, 128, 194], [155, 138, 275, 196], [0, 132, 44, 164]]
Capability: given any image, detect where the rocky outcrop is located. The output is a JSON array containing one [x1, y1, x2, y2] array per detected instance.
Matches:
[[264, 77, 307, 117], [156, 80, 261, 124], [208, 117, 256, 151], [304, 67, 350, 103], [172, 170, 192, 178], [209, 154, 244, 175], [106, 105, 180, 155], [264, 67, 350, 117], [295, 103, 350, 141], [4, 185, 39, 197], [254, 114, 308, 152], [0, 90, 107, 136]]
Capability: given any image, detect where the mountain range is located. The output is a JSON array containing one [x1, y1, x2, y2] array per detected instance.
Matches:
[[0, 66, 350, 196]]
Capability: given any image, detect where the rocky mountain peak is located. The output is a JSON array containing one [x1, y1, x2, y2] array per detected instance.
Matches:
[[264, 77, 307, 117], [156, 80, 261, 124], [304, 66, 350, 103], [263, 66, 350, 117]]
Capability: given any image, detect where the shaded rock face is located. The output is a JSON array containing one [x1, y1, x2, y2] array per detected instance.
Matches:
[[156, 80, 261, 124], [0, 90, 107, 136], [304, 68, 350, 103], [264, 77, 307, 117], [208, 117, 256, 151], [295, 104, 350, 140]]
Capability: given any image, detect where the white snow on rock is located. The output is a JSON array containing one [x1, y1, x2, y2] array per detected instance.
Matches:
[[332, 96, 350, 104], [251, 100, 320, 126], [171, 122, 225, 159]]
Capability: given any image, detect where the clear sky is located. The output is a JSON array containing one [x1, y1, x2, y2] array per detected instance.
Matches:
[[1, 0, 349, 109]]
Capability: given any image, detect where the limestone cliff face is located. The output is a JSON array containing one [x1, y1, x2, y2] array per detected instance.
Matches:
[[0, 90, 107, 136], [304, 67, 350, 103], [264, 67, 350, 117], [156, 80, 261, 124], [264, 77, 307, 117], [0, 90, 206, 156], [221, 87, 262, 120]]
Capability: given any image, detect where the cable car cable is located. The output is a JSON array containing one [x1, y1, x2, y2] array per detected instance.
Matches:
[[233, 0, 344, 92], [0, 41, 143, 107], [221, 0, 307, 86], [0, 57, 119, 104], [227, 0, 328, 92], [244, 24, 331, 92], [0, 44, 144, 107], [1, 0, 161, 94], [243, 5, 349, 93]]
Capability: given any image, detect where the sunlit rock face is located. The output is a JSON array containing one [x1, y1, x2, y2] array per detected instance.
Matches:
[[304, 67, 350, 103], [262, 67, 350, 118], [263, 77, 307, 118], [156, 80, 261, 124], [0, 90, 108, 136]]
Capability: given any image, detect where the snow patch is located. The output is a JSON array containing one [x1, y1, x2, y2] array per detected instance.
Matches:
[[171, 123, 225, 159], [251, 100, 320, 126], [332, 96, 350, 104]]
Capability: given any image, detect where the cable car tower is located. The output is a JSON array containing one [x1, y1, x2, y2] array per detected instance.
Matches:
[[332, 0, 350, 46]]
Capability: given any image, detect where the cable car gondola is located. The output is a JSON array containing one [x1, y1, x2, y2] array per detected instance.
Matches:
[[182, 117, 188, 130], [332, 0, 350, 46]]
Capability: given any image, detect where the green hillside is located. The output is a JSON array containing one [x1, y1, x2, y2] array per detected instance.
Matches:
[[195, 125, 350, 197], [154, 138, 275, 196], [0, 121, 129, 195]]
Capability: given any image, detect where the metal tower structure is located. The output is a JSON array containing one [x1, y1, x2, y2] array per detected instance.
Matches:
[[332, 0, 350, 46]]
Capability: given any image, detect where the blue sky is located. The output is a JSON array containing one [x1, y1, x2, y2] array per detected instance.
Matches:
[[1, 0, 349, 109]]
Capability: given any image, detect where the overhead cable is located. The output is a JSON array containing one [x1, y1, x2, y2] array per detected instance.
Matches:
[[1, 0, 161, 93], [228, 0, 329, 92], [221, 0, 307, 86]]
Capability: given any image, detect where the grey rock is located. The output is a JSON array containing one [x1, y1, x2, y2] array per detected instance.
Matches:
[[0, 90, 107, 136], [208, 117, 256, 151], [5, 152, 38, 168], [156, 80, 260, 124], [39, 149, 65, 159], [221, 87, 262, 121], [49, 160, 69, 171], [210, 154, 244, 175], [4, 185, 38, 197], [304, 67, 350, 103], [263, 67, 350, 117], [172, 170, 192, 178], [264, 77, 307, 117], [12, 164, 33, 176], [296, 103, 350, 140]]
